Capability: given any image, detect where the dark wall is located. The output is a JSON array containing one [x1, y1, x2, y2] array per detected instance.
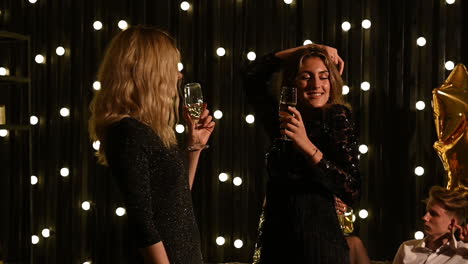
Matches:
[[0, 0, 466, 263]]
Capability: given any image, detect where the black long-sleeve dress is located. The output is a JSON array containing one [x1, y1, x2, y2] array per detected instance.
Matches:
[[104, 117, 203, 264], [244, 53, 361, 264]]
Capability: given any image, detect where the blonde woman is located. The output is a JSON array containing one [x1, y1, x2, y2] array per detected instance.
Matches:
[[89, 26, 214, 264]]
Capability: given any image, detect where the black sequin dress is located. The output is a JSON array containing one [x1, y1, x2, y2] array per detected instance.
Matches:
[[104, 117, 203, 264], [244, 53, 361, 264]]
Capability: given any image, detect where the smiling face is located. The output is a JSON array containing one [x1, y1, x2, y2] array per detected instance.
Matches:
[[295, 56, 331, 109], [422, 202, 455, 240]]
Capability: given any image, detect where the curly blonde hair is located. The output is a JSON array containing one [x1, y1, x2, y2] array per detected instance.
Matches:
[[427, 186, 468, 224], [89, 26, 181, 165]]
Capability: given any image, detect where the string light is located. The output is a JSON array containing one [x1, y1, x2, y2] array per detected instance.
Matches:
[[60, 107, 70, 117], [283, 0, 293, 4], [213, 110, 223, 119], [83, 262, 92, 264], [30, 115, 39, 125], [178, 62, 184, 71], [247, 51, 256, 61], [445, 61, 455, 71], [93, 81, 101, 91], [41, 228, 50, 238], [342, 85, 350, 95], [216, 47, 226, 57], [360, 81, 370, 91], [245, 114, 255, 124], [0, 67, 9, 76], [92, 141, 100, 151], [218, 173, 228, 182], [416, 37, 426, 47], [216, 236, 225, 246], [117, 20, 128, 30], [361, 19, 371, 29], [180, 1, 190, 11], [358, 144, 368, 154], [233, 177, 242, 186], [35, 54, 45, 64], [341, 21, 351, 31], [175, 124, 185, 133], [31, 175, 38, 185], [28, 0, 38, 3], [415, 101, 425, 110], [0, 129, 8, 137], [446, 0, 455, 4], [234, 239, 243, 248], [31, 235, 39, 244], [60, 167, 69, 177], [414, 166, 424, 176], [358, 209, 369, 219], [303, 39, 313, 45], [81, 201, 91, 211], [115, 207, 126, 216], [414, 231, 424, 240], [93, 21, 103, 30], [56, 46, 65, 56]]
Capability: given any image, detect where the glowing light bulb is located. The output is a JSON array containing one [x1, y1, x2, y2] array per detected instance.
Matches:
[[445, 61, 455, 71], [81, 201, 91, 211], [0, 129, 8, 137], [175, 124, 185, 134], [180, 1, 190, 11], [178, 62, 184, 71], [41, 228, 50, 238], [359, 144, 368, 154], [360, 82, 370, 91], [218, 173, 228, 182], [415, 101, 425, 110], [213, 110, 223, 119], [31, 235, 39, 244], [216, 47, 226, 57], [56, 46, 65, 56], [35, 54, 45, 64], [92, 141, 100, 151], [414, 166, 424, 176], [118, 20, 128, 30], [359, 209, 368, 219], [247, 51, 256, 61], [31, 175, 38, 185], [116, 207, 126, 216], [93, 21, 103, 30], [0, 67, 9, 76], [60, 107, 70, 117], [414, 231, 424, 240], [341, 21, 351, 31], [234, 239, 243, 248], [233, 177, 242, 186], [93, 81, 101, 91], [245, 114, 255, 124], [342, 85, 350, 95], [416, 37, 426, 47], [216, 236, 225, 245], [30, 115, 39, 125], [60, 167, 69, 177], [361, 19, 371, 29], [303, 39, 313, 45]]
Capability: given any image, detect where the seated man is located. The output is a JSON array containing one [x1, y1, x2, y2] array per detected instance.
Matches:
[[393, 186, 468, 264]]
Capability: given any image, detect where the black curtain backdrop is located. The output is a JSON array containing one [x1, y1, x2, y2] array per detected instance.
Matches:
[[0, 0, 466, 263]]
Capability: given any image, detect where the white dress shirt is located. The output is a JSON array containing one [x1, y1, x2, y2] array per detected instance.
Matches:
[[393, 235, 468, 264]]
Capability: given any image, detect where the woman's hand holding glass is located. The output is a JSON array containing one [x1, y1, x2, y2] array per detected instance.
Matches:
[[279, 107, 312, 150], [184, 103, 215, 151]]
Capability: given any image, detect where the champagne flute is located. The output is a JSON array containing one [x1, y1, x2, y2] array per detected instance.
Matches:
[[279, 86, 297, 141], [184, 83, 209, 150]]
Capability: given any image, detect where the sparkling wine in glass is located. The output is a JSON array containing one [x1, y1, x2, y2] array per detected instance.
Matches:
[[279, 86, 297, 140], [184, 83, 209, 150]]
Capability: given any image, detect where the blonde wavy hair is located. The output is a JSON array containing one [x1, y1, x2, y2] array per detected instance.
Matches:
[[426, 186, 468, 224], [89, 26, 181, 165]]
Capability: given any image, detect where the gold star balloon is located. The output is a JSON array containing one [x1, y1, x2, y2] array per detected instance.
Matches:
[[432, 63, 468, 191]]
